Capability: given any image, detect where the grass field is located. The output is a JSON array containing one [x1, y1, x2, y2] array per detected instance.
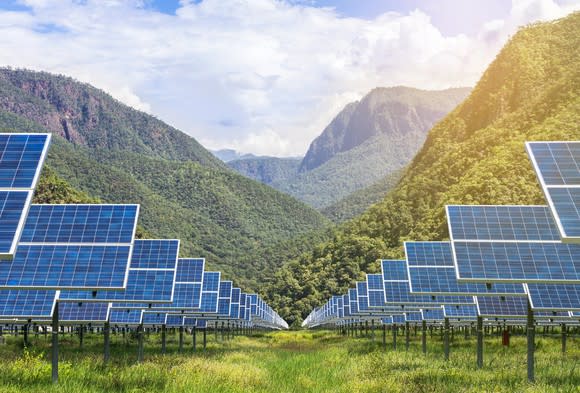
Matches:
[[0, 328, 578, 392]]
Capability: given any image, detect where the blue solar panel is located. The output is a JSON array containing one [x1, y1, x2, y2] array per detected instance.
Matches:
[[443, 304, 477, 318], [454, 241, 580, 283], [405, 311, 423, 322], [403, 244, 526, 295], [342, 294, 350, 317], [527, 142, 580, 242], [349, 288, 359, 314], [527, 142, 580, 186], [0, 134, 50, 188], [421, 307, 444, 321], [392, 315, 405, 324], [165, 314, 184, 327], [142, 312, 167, 325], [60, 302, 110, 323], [110, 309, 142, 325], [127, 239, 179, 269], [382, 258, 474, 305], [0, 134, 51, 257], [203, 272, 220, 292], [0, 191, 29, 255], [446, 205, 561, 241], [199, 290, 219, 313], [367, 274, 386, 308], [60, 239, 178, 304], [0, 245, 132, 289], [176, 258, 204, 282], [0, 204, 138, 289], [357, 282, 369, 312], [476, 296, 530, 318], [547, 188, 580, 239], [527, 283, 580, 311], [382, 259, 408, 281], [21, 204, 138, 243], [218, 281, 232, 316], [405, 242, 453, 266], [0, 289, 56, 318]]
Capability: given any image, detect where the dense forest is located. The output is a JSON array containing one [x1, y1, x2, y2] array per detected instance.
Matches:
[[266, 13, 580, 325]]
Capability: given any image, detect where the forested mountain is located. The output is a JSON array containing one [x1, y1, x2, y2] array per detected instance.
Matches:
[[228, 157, 301, 185], [266, 12, 580, 325], [226, 87, 469, 211], [0, 69, 330, 290], [321, 168, 405, 223]]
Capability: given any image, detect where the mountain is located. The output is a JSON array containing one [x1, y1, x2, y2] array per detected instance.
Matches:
[[321, 168, 405, 223], [226, 87, 469, 211], [0, 68, 330, 290], [267, 12, 580, 325], [212, 149, 258, 162], [228, 157, 301, 185]]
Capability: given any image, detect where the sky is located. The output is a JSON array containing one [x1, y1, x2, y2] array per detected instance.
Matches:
[[0, 1, 578, 157]]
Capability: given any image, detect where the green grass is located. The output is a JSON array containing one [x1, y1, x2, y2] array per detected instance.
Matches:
[[0, 329, 578, 392]]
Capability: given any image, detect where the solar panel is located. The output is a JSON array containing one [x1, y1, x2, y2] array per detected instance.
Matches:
[[142, 312, 167, 325], [218, 280, 232, 316], [392, 315, 405, 324], [199, 272, 220, 313], [382, 259, 475, 305], [165, 314, 184, 327], [0, 204, 138, 289], [405, 311, 423, 322], [60, 239, 179, 304], [421, 307, 444, 321], [0, 289, 57, 319], [453, 241, 580, 283], [447, 205, 580, 283], [526, 283, 580, 311], [526, 142, 580, 242], [60, 302, 111, 323], [474, 297, 568, 319], [404, 243, 526, 296], [446, 205, 561, 241], [0, 134, 51, 258], [230, 288, 241, 319], [443, 304, 478, 319], [349, 288, 358, 314], [109, 309, 142, 325]]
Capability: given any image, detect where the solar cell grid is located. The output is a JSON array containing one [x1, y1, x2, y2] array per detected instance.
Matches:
[[110, 309, 142, 325], [526, 142, 580, 242], [20, 204, 138, 244], [446, 205, 561, 241], [454, 241, 580, 283], [0, 289, 56, 318], [0, 134, 50, 189], [176, 258, 204, 283], [60, 302, 110, 323], [0, 204, 138, 289], [526, 283, 580, 311]]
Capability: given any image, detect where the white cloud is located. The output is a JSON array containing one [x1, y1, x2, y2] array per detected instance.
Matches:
[[0, 0, 578, 156]]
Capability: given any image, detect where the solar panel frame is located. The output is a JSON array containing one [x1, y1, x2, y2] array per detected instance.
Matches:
[[59, 302, 112, 324], [526, 141, 580, 243], [59, 239, 179, 304], [525, 283, 580, 311], [0, 289, 57, 319], [403, 242, 527, 296], [382, 259, 475, 305], [446, 205, 580, 284], [0, 133, 51, 258], [0, 204, 139, 290]]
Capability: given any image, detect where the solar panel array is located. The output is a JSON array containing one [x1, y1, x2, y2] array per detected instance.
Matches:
[[304, 140, 580, 330], [0, 133, 288, 331]]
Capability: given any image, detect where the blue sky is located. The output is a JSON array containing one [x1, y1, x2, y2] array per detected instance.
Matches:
[[0, 1, 578, 156]]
